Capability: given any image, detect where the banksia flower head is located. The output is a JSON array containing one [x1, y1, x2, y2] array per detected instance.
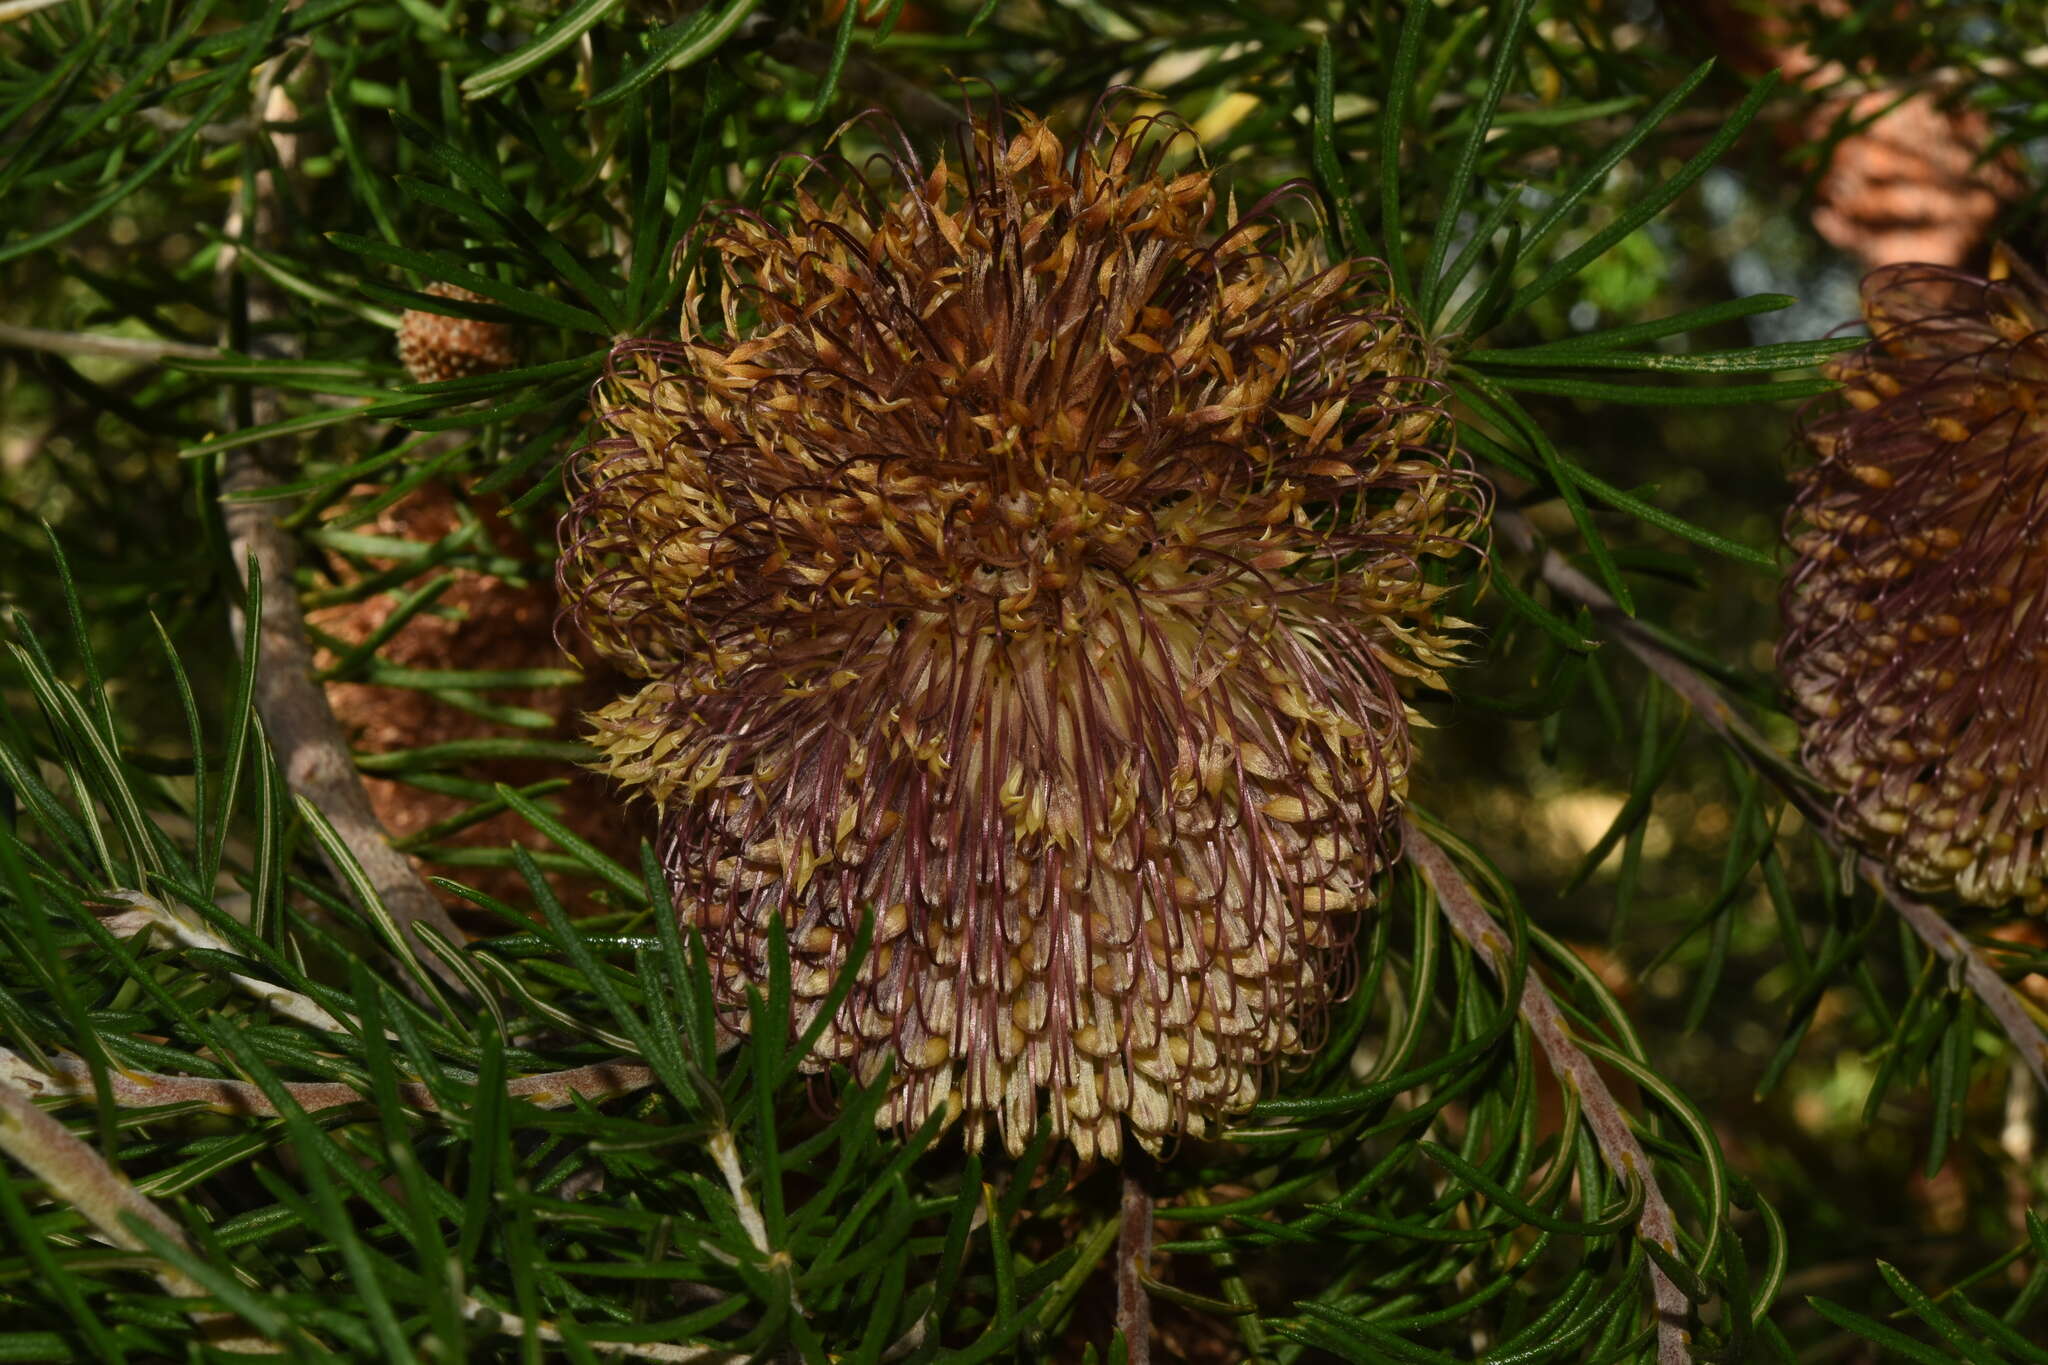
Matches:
[[560, 105, 1476, 1160], [1782, 253, 2048, 912], [397, 282, 517, 384]]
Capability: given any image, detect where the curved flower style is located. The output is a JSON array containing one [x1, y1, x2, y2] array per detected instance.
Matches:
[[1783, 254, 2048, 912], [559, 108, 1477, 1159]]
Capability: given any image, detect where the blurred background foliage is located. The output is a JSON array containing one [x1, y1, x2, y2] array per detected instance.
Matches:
[[5, 0, 2048, 1360]]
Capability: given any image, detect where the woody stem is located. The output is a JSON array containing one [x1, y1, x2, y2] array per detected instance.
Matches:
[[1117, 1158, 1155, 1365]]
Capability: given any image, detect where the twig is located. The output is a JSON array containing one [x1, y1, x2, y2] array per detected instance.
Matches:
[[7, 63, 473, 1008], [706, 1128, 772, 1256], [1117, 1162, 1155, 1365], [1805, 43, 2048, 100], [0, 1073, 280, 1352], [0, 1047, 656, 1118], [706, 1127, 805, 1316], [0, 0, 71, 23], [1874, 867, 2048, 1087], [3, 1056, 702, 1356], [1497, 503, 2048, 1094], [1403, 819, 1693, 1365], [1494, 507, 1776, 757], [460, 1296, 741, 1363], [764, 32, 974, 134], [218, 69, 472, 998], [0, 322, 219, 363], [135, 107, 259, 144], [222, 357, 473, 999], [97, 889, 354, 1034]]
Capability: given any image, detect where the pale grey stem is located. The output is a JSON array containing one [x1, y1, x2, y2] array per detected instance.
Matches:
[[706, 1128, 772, 1258], [1116, 1164, 1155, 1365], [707, 1127, 804, 1317], [135, 107, 259, 143], [0, 1046, 656, 1118], [221, 483, 473, 995], [1494, 506, 1777, 756], [218, 73, 471, 998], [0, 1073, 281, 1352], [0, 321, 219, 363], [99, 890, 356, 1034], [764, 32, 974, 133], [460, 1296, 741, 1363], [1820, 43, 2048, 96], [1497, 503, 2048, 1094], [1872, 865, 2048, 1091], [0, 0, 74, 25], [1403, 819, 1693, 1365]]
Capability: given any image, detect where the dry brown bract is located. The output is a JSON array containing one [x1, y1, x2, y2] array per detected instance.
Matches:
[[1783, 254, 2048, 912], [559, 107, 1476, 1159]]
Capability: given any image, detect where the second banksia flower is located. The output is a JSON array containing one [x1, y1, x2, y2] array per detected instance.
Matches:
[[560, 106, 1477, 1159], [1783, 255, 2048, 912]]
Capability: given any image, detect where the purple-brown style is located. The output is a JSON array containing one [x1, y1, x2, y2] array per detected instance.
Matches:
[[1784, 253, 2048, 912], [558, 107, 1477, 1159]]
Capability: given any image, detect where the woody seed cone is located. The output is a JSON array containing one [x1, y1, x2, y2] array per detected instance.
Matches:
[[397, 282, 517, 384]]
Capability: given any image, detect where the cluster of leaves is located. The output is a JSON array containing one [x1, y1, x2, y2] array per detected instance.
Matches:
[[3, 0, 2047, 1360], [0, 584, 1774, 1362]]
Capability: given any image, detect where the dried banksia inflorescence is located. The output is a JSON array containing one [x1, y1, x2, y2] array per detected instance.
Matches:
[[1783, 253, 2048, 911], [397, 282, 517, 384], [559, 107, 1477, 1159]]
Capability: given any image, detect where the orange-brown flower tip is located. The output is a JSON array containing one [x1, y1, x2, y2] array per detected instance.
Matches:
[[397, 282, 517, 384], [1782, 256, 2048, 912], [559, 106, 1480, 1160]]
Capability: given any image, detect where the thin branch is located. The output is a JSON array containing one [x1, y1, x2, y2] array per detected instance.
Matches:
[[1811, 43, 2048, 99], [764, 32, 974, 134], [1117, 1163, 1155, 1365], [0, 0, 72, 24], [707, 1128, 772, 1256], [0, 1073, 280, 1352], [1494, 506, 1778, 758], [98, 889, 355, 1034], [7, 62, 473, 1010], [1497, 503, 2048, 1093], [706, 1127, 805, 1317], [135, 107, 260, 144], [1, 1069, 718, 1359], [1403, 818, 1693, 1365], [0, 1047, 656, 1118], [219, 70, 472, 998], [225, 513, 474, 996], [0, 321, 219, 363], [460, 1296, 741, 1363], [1873, 866, 2048, 1087]]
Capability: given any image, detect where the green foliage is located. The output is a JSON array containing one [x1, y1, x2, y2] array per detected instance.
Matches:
[[4, 0, 2048, 1360]]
